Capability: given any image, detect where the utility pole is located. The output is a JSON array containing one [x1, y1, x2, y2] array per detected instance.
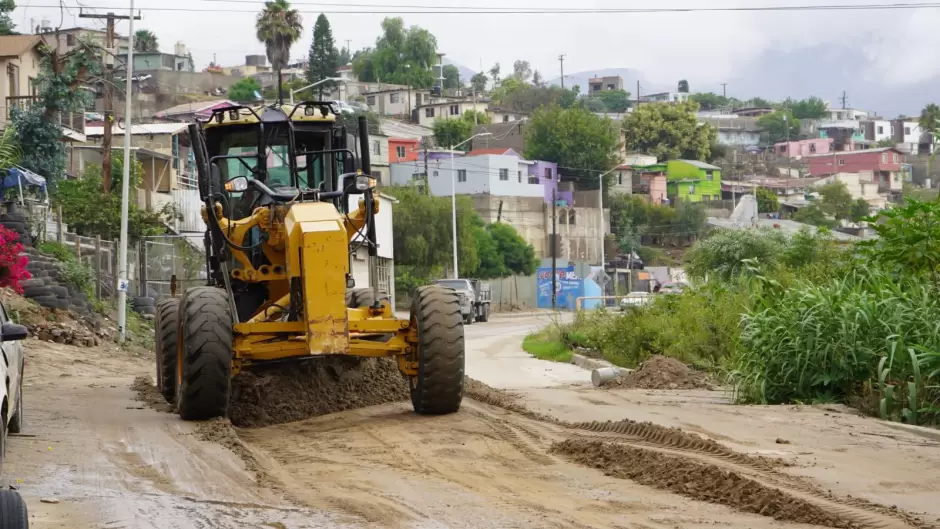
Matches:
[[558, 54, 565, 90], [840, 90, 848, 110], [80, 10, 140, 192], [598, 171, 605, 266], [636, 80, 641, 107], [116, 0, 137, 344], [720, 83, 727, 98], [551, 187, 557, 310]]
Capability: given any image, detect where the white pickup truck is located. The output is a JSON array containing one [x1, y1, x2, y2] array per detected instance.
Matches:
[[434, 279, 492, 325], [0, 300, 30, 528]]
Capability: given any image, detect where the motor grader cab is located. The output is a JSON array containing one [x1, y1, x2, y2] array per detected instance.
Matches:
[[152, 101, 466, 421]]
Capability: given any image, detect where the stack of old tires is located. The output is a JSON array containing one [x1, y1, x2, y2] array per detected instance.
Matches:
[[131, 296, 156, 316], [0, 204, 32, 246], [20, 248, 96, 317]]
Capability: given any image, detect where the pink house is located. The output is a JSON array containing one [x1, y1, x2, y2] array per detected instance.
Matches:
[[807, 147, 904, 193], [774, 138, 832, 159]]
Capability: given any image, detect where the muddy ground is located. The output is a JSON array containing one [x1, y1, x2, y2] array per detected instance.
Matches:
[[4, 312, 940, 529]]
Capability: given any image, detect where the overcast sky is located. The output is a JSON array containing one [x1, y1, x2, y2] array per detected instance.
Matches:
[[13, 0, 940, 108]]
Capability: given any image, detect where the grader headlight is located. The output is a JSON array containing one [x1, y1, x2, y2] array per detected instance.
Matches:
[[355, 175, 376, 191]]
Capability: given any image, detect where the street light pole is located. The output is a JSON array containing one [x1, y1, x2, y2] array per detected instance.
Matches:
[[449, 132, 491, 278], [289, 76, 346, 104], [116, 0, 136, 343]]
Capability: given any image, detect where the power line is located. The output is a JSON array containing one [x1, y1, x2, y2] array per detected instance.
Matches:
[[27, 1, 940, 14]]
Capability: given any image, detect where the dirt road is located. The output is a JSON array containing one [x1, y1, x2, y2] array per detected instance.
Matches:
[[5, 313, 940, 528]]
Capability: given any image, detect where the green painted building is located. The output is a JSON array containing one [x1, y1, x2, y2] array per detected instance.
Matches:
[[665, 160, 722, 203]]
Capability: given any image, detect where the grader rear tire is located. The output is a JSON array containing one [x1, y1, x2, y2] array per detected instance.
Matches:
[[409, 285, 465, 415], [155, 298, 180, 404], [175, 287, 233, 421], [350, 288, 390, 308]]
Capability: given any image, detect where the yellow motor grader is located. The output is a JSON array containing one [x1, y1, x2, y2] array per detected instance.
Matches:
[[152, 102, 465, 420]]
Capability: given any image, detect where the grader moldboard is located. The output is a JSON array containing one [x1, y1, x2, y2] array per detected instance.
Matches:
[[152, 101, 465, 420]]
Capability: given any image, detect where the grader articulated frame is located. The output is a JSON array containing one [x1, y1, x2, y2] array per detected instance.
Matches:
[[152, 102, 465, 420]]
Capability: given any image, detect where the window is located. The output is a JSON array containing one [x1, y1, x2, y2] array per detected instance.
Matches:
[[607, 84, 615, 90], [396, 146, 406, 158], [66, 34, 76, 46], [373, 140, 381, 155], [518, 170, 522, 183], [877, 125, 884, 134], [701, 195, 710, 201], [450, 105, 459, 115], [503, 115, 509, 122], [809, 143, 817, 153], [499, 168, 509, 181], [458, 169, 467, 183], [905, 126, 912, 135], [705, 170, 714, 181], [688, 185, 695, 195], [433, 170, 439, 177], [891, 125, 896, 135], [567, 210, 577, 225], [544, 167, 553, 180], [894, 153, 899, 162], [617, 173, 623, 185], [372, 169, 383, 183], [366, 95, 376, 106], [881, 153, 887, 163], [529, 175, 539, 184], [390, 93, 400, 104], [425, 107, 435, 118], [839, 159, 845, 165]]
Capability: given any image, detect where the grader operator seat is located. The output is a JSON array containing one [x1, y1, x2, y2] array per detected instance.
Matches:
[[151, 102, 466, 422]]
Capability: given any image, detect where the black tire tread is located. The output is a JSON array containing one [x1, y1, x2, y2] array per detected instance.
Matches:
[[155, 298, 180, 404], [350, 288, 390, 308], [409, 285, 465, 415], [0, 490, 28, 529], [176, 287, 233, 421]]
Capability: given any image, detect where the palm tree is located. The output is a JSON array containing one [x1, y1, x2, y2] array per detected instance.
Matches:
[[919, 103, 940, 182], [256, 0, 302, 103], [134, 30, 159, 53]]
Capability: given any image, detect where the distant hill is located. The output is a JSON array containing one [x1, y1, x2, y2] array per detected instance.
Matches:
[[443, 58, 478, 84]]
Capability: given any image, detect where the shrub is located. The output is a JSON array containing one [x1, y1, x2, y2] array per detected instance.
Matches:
[[733, 269, 940, 424], [38, 240, 76, 263], [0, 226, 30, 293], [57, 260, 95, 296], [685, 228, 787, 281]]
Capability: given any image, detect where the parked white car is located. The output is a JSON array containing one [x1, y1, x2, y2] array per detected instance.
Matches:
[[0, 300, 29, 528]]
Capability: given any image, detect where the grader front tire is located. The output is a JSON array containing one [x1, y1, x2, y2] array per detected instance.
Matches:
[[409, 285, 465, 415], [155, 298, 180, 404], [176, 287, 233, 421]]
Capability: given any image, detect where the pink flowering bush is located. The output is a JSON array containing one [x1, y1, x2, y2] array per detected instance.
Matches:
[[0, 226, 31, 294]]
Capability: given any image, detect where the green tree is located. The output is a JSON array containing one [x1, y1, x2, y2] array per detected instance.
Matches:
[[686, 228, 787, 281], [816, 181, 854, 220], [335, 108, 381, 135], [256, 0, 303, 91], [13, 46, 98, 190], [876, 138, 896, 148], [0, 0, 16, 35], [470, 71, 488, 93], [919, 103, 940, 179], [748, 97, 773, 108], [793, 203, 837, 228], [56, 154, 177, 242], [512, 60, 532, 82], [489, 63, 501, 86], [690, 92, 730, 111], [621, 101, 716, 161], [352, 17, 438, 88], [486, 223, 537, 276], [133, 29, 159, 52], [431, 110, 489, 149], [442, 64, 460, 89], [228, 77, 262, 102], [787, 96, 828, 119], [306, 13, 339, 98], [757, 110, 800, 144], [524, 104, 621, 189], [336, 45, 351, 66], [850, 198, 871, 222], [677, 79, 689, 93], [756, 187, 779, 213], [531, 70, 544, 88], [595, 89, 631, 112], [860, 199, 940, 286]]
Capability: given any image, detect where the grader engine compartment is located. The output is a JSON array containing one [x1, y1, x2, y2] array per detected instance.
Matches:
[[151, 101, 466, 422]]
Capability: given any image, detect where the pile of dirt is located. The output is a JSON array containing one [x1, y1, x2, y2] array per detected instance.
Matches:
[[228, 357, 410, 428], [551, 439, 856, 529], [609, 355, 711, 390], [131, 375, 171, 412]]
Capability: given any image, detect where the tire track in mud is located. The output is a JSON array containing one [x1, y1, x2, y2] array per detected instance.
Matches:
[[462, 384, 933, 529]]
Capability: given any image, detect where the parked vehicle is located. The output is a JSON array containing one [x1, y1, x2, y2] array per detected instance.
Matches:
[[0, 300, 29, 528], [434, 278, 491, 324]]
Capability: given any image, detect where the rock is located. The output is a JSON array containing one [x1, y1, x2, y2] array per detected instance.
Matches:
[[775, 438, 791, 444], [37, 330, 52, 341], [40, 497, 60, 504]]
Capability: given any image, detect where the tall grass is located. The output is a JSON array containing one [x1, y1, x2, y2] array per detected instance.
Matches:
[[733, 269, 940, 424]]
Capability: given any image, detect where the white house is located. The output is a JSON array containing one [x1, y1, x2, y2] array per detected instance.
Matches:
[[697, 114, 761, 147], [346, 193, 397, 307], [417, 99, 489, 128], [367, 132, 390, 184], [390, 152, 544, 198], [487, 108, 528, 123], [361, 86, 431, 116]]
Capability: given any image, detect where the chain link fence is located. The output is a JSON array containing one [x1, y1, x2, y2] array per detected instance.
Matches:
[[139, 235, 207, 300]]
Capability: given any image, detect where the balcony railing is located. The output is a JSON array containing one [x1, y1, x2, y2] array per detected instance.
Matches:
[[5, 96, 85, 135]]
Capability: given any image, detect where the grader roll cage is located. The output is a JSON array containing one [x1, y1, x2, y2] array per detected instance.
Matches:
[[153, 101, 465, 421]]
